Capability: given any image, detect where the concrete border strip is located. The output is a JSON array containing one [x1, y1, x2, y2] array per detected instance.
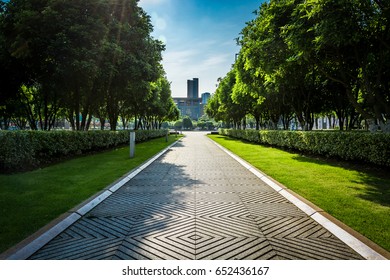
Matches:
[[4, 138, 181, 260], [6, 213, 81, 260], [210, 138, 387, 260], [109, 177, 130, 193], [76, 190, 113, 216], [278, 189, 317, 217], [310, 213, 385, 260]]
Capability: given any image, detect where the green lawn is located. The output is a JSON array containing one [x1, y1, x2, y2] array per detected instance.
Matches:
[[209, 134, 390, 252], [0, 135, 180, 254]]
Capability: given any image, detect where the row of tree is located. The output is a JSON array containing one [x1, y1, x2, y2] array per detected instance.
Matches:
[[206, 0, 390, 131], [0, 0, 179, 131], [171, 116, 216, 131]]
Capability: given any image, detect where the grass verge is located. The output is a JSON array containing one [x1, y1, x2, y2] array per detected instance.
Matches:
[[209, 134, 390, 252], [0, 135, 180, 254]]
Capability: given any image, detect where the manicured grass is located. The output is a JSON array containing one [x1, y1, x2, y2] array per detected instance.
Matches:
[[209, 135, 390, 252], [0, 135, 180, 254]]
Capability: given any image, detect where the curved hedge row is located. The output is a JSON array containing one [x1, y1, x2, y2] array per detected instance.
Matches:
[[219, 129, 390, 167], [0, 129, 168, 173]]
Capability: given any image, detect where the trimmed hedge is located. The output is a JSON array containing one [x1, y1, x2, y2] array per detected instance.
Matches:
[[0, 129, 168, 173], [219, 129, 390, 167]]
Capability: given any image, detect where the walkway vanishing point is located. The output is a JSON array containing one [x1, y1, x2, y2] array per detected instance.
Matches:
[[5, 132, 388, 260]]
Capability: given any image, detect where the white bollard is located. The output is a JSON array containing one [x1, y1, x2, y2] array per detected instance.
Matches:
[[129, 131, 135, 158]]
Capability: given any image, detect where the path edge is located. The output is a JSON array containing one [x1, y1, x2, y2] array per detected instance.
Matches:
[[1, 138, 182, 260], [208, 136, 389, 260]]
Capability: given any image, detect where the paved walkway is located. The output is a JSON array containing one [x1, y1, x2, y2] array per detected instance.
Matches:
[[19, 132, 370, 259]]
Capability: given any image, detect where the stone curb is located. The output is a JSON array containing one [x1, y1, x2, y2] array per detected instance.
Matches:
[[2, 138, 182, 260], [210, 138, 388, 260]]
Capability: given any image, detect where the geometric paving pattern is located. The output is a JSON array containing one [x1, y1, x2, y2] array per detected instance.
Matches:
[[29, 132, 364, 260]]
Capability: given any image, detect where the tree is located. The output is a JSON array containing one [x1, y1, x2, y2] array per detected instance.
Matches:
[[233, 50, 271, 130], [286, 0, 390, 131], [182, 117, 193, 130], [142, 76, 179, 129], [206, 69, 247, 128], [212, 0, 390, 132], [1, 0, 63, 130], [0, 0, 169, 131], [237, 0, 326, 130], [0, 1, 27, 129], [173, 120, 182, 130], [107, 3, 165, 131]]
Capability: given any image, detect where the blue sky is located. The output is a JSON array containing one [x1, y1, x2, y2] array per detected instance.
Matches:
[[139, 0, 264, 97]]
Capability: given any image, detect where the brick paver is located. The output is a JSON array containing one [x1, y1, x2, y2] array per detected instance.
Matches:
[[28, 132, 364, 259]]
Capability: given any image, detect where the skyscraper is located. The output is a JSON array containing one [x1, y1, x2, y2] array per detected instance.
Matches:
[[187, 80, 193, 99], [174, 78, 202, 120], [187, 78, 199, 99], [192, 78, 199, 99]]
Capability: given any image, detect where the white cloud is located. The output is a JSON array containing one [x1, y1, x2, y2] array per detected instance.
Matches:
[[151, 12, 167, 30], [156, 17, 167, 30], [164, 49, 199, 65], [162, 49, 200, 96], [162, 48, 234, 97], [201, 54, 230, 69]]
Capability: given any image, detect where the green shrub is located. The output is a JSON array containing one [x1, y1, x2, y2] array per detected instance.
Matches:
[[0, 129, 168, 173], [219, 129, 390, 167]]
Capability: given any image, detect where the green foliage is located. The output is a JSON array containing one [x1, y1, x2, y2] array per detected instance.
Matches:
[[206, 69, 247, 129], [173, 120, 182, 130], [0, 0, 172, 131], [285, 0, 390, 124], [196, 120, 215, 130], [0, 129, 168, 172], [213, 0, 390, 131], [219, 129, 390, 167], [182, 117, 193, 130], [136, 76, 179, 129]]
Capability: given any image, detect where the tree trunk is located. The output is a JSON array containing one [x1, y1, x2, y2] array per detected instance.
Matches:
[[121, 116, 128, 130], [255, 116, 260, 130], [80, 111, 87, 131], [68, 113, 75, 130], [99, 117, 105, 130], [134, 115, 138, 131], [109, 115, 117, 131], [86, 114, 93, 131]]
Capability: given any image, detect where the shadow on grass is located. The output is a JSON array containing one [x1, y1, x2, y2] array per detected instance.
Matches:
[[212, 135, 237, 141], [216, 134, 390, 208], [288, 152, 390, 208], [351, 176, 390, 207]]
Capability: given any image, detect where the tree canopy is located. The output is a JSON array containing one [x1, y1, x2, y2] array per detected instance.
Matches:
[[0, 0, 178, 130], [206, 0, 390, 132]]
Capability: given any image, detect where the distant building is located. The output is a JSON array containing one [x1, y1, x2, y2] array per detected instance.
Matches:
[[173, 78, 210, 120], [201, 92, 211, 105], [187, 78, 199, 99]]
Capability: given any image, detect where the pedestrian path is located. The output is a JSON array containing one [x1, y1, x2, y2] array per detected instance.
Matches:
[[10, 132, 381, 259]]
